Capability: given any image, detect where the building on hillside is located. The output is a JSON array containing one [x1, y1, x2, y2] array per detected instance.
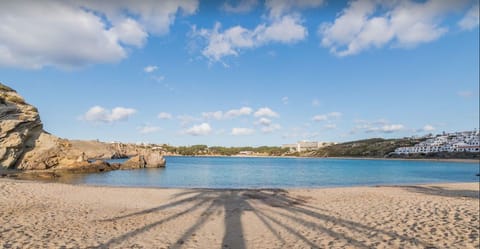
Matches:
[[282, 141, 334, 152], [394, 130, 479, 154]]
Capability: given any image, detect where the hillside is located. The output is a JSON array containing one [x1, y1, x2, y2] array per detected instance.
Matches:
[[309, 138, 426, 158]]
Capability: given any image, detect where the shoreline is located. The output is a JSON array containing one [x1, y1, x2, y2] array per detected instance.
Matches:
[[2, 175, 478, 191], [166, 154, 480, 164], [1, 179, 478, 248]]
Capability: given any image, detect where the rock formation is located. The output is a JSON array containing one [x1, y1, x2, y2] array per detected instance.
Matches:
[[0, 82, 165, 172], [121, 151, 166, 169]]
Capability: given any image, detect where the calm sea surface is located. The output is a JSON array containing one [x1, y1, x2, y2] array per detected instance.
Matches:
[[58, 156, 480, 188]]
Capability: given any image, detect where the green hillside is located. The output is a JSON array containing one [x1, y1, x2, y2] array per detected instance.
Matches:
[[310, 138, 426, 158]]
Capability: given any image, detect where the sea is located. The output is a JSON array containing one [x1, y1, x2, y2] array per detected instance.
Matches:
[[57, 156, 480, 189]]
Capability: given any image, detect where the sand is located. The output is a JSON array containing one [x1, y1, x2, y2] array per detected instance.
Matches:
[[0, 179, 478, 249]]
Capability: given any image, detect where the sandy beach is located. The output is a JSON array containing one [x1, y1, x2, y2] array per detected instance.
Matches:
[[0, 179, 478, 249]]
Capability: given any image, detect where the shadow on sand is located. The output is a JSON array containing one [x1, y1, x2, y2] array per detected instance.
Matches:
[[90, 187, 466, 249], [398, 185, 480, 199]]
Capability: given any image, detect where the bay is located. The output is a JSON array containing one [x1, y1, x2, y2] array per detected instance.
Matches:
[[57, 156, 480, 188]]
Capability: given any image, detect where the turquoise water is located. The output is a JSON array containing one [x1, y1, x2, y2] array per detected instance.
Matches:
[[60, 156, 480, 188]]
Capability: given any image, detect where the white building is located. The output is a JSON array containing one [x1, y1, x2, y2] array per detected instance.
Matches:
[[282, 141, 334, 152], [394, 130, 480, 154]]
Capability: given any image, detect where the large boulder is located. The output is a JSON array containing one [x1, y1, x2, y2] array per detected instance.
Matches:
[[121, 151, 166, 169], [121, 155, 147, 169], [143, 151, 166, 168]]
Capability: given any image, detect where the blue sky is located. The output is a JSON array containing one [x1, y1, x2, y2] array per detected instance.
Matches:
[[1, 0, 479, 146]]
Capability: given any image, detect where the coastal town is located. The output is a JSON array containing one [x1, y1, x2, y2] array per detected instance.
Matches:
[[394, 130, 480, 154]]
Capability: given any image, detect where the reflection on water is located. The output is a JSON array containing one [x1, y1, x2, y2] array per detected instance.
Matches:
[[53, 157, 479, 188]]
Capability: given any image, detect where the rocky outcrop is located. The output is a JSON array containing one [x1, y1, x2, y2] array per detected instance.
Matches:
[[0, 83, 58, 170], [121, 151, 166, 169], [0, 82, 166, 172]]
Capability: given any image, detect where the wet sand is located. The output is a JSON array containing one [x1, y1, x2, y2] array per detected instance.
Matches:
[[0, 179, 478, 248]]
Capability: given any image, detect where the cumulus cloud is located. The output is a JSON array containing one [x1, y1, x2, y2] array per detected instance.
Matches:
[[231, 127, 255, 135], [254, 117, 281, 133], [185, 123, 212, 136], [202, 107, 253, 120], [312, 112, 342, 121], [202, 111, 224, 120], [319, 0, 472, 56], [192, 0, 325, 63], [225, 107, 253, 118], [144, 65, 158, 73], [82, 106, 136, 123], [222, 0, 259, 13], [138, 124, 161, 134], [193, 15, 307, 62], [254, 107, 279, 118], [157, 112, 173, 119], [265, 0, 325, 18], [0, 1, 198, 69], [257, 117, 272, 126], [458, 4, 479, 30]]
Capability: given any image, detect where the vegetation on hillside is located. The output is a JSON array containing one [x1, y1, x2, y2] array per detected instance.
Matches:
[[162, 144, 290, 156], [311, 138, 426, 158]]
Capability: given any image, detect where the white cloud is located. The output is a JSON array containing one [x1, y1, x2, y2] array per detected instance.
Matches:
[[193, 15, 307, 62], [261, 124, 281, 133], [319, 0, 471, 57], [312, 112, 342, 121], [138, 124, 161, 134], [231, 127, 255, 135], [110, 18, 147, 47], [281, 96, 289, 104], [202, 111, 224, 120], [185, 123, 212, 136], [144, 65, 158, 73], [265, 0, 325, 18], [254, 107, 279, 118], [0, 1, 198, 69], [82, 106, 136, 123], [222, 0, 258, 13], [225, 107, 253, 118], [367, 124, 404, 133], [312, 115, 328, 121], [201, 107, 252, 120], [257, 117, 272, 126], [423, 124, 436, 132], [157, 112, 172, 119], [255, 117, 281, 133], [193, 0, 326, 63], [458, 4, 479, 30]]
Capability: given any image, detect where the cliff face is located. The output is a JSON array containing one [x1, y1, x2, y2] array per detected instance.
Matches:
[[0, 83, 84, 170], [0, 83, 165, 171]]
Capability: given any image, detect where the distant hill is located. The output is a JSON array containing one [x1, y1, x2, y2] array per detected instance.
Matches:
[[309, 138, 426, 158]]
